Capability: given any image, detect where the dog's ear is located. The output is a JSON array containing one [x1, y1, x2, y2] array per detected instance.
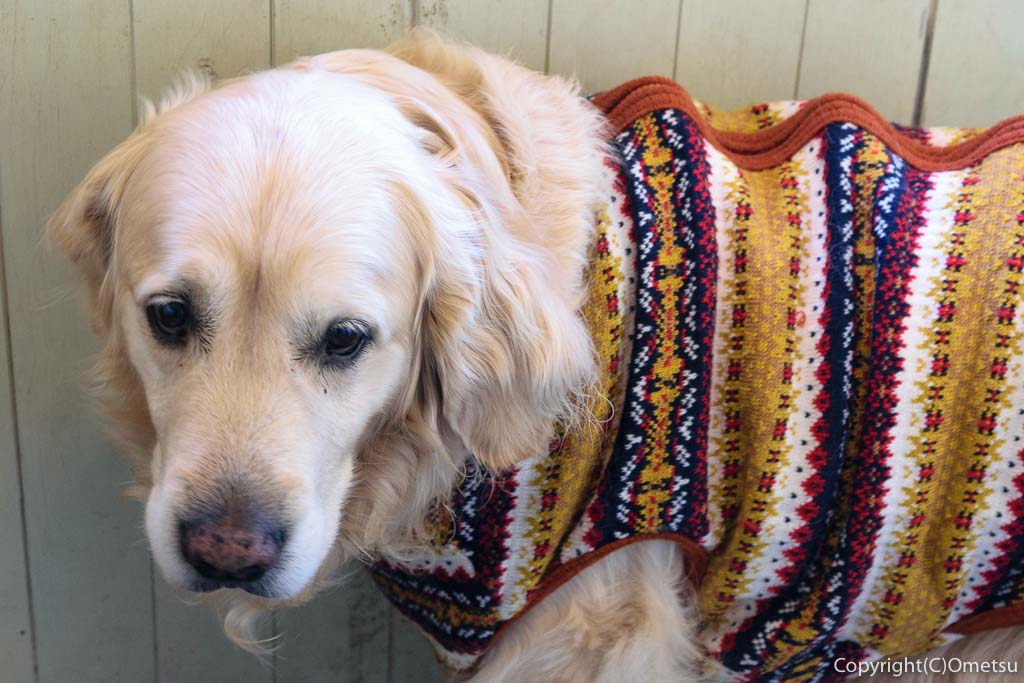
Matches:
[[405, 105, 597, 472], [49, 72, 211, 334], [416, 172, 598, 474], [381, 34, 612, 469], [47, 134, 149, 334]]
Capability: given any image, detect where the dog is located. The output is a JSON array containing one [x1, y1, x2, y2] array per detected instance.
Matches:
[[50, 32, 1024, 681]]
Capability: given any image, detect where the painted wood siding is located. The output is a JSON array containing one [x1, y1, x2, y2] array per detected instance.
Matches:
[[0, 1, 1019, 680]]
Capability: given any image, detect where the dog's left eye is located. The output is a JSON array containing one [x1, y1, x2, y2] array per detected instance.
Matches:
[[323, 321, 370, 360], [146, 299, 192, 345]]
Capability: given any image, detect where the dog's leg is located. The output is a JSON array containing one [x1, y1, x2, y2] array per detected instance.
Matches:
[[465, 540, 708, 683]]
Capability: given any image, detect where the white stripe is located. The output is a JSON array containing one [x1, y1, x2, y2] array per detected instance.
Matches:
[[702, 141, 743, 551], [736, 140, 831, 602], [495, 458, 545, 620]]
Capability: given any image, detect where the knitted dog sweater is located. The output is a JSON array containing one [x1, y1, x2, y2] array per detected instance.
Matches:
[[370, 78, 1024, 680]]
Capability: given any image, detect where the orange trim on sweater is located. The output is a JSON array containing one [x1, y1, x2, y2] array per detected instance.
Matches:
[[946, 603, 1024, 636], [592, 76, 1024, 172]]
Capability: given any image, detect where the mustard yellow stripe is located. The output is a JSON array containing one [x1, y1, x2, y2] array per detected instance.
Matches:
[[373, 579, 500, 630], [560, 205, 628, 503], [700, 159, 809, 627], [927, 148, 1024, 625], [859, 170, 969, 653], [632, 116, 687, 533], [841, 135, 886, 465]]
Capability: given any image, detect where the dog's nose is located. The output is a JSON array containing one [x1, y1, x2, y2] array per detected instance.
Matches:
[[179, 514, 285, 583]]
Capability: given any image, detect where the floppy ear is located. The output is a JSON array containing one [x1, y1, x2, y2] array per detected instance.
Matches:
[[316, 39, 606, 471], [384, 35, 610, 471], [47, 136, 149, 335], [390, 98, 598, 472], [47, 75, 213, 472], [422, 214, 598, 471], [49, 72, 211, 334]]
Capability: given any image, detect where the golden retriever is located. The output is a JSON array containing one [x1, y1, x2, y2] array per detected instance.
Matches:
[[50, 32, 1024, 682]]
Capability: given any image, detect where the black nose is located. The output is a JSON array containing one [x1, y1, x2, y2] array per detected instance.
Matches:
[[179, 513, 285, 584]]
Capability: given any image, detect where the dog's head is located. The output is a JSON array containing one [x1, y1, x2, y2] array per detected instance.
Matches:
[[49, 35, 606, 613]]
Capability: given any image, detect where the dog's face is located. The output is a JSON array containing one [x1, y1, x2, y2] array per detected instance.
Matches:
[[127, 77, 430, 598], [92, 70, 434, 599], [49, 44, 602, 611]]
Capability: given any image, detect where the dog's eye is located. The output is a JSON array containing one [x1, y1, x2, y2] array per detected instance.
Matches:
[[323, 321, 369, 360], [146, 300, 192, 345]]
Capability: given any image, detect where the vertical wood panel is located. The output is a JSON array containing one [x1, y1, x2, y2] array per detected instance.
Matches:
[[548, 0, 681, 92], [273, 0, 411, 66], [131, 5, 274, 678], [797, 0, 930, 123], [154, 582, 272, 683], [0, 232, 34, 681], [417, 0, 550, 72], [274, 571, 392, 682], [134, 0, 271, 101], [0, 2, 155, 682], [922, 0, 1024, 127], [0, 6, 34, 652], [675, 0, 807, 109]]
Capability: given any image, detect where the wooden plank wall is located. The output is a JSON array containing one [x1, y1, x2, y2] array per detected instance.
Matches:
[[1, 1, 1021, 681]]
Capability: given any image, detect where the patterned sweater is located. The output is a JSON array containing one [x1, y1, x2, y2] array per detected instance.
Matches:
[[370, 78, 1024, 680]]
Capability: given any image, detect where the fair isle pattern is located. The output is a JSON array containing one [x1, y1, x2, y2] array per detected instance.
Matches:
[[369, 85, 1024, 679], [594, 106, 716, 543], [700, 130, 864, 680]]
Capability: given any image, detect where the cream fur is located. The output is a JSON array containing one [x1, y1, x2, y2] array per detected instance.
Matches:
[[465, 541, 710, 683], [49, 31, 1024, 680]]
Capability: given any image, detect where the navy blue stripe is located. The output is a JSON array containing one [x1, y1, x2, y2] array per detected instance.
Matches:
[[669, 109, 717, 539], [600, 108, 716, 542], [719, 124, 859, 679], [824, 156, 929, 643]]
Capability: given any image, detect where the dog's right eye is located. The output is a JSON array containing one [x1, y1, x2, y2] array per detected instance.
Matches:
[[146, 300, 192, 346]]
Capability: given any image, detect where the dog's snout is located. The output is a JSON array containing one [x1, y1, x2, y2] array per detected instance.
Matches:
[[179, 513, 285, 584]]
